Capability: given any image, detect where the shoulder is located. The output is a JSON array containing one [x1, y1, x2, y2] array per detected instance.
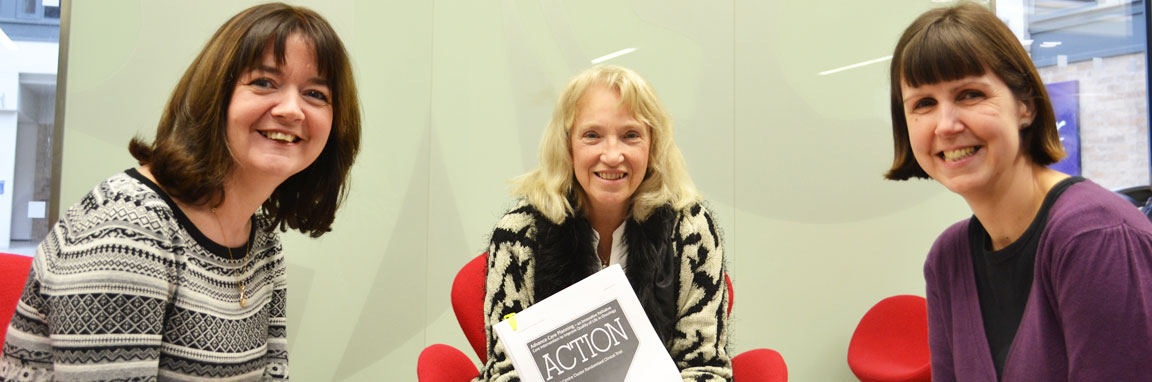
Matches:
[[61, 171, 180, 238], [665, 201, 724, 265], [670, 201, 720, 241], [925, 218, 972, 275], [254, 215, 284, 257], [495, 200, 542, 229], [1035, 181, 1152, 269], [1045, 180, 1152, 240], [491, 200, 544, 242], [255, 214, 282, 243], [674, 201, 713, 220], [40, 172, 183, 285], [929, 219, 970, 253], [488, 200, 549, 261]]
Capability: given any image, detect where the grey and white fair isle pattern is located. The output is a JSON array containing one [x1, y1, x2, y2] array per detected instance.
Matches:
[[1, 171, 289, 381]]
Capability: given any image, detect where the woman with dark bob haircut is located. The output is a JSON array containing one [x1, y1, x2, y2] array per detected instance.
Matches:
[[1, 3, 358, 380], [886, 3, 1152, 381]]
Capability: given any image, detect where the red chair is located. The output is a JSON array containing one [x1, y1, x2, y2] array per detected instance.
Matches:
[[418, 253, 788, 381], [1, 253, 34, 346], [847, 295, 931, 382]]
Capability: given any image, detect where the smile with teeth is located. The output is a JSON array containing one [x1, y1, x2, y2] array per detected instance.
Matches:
[[260, 131, 300, 143], [940, 146, 980, 162], [596, 172, 627, 180]]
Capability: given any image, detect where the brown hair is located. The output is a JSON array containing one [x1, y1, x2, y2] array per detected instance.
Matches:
[[128, 2, 360, 237], [885, 2, 1064, 180]]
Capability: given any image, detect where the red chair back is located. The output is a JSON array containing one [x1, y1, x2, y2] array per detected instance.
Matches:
[[847, 295, 931, 382], [451, 254, 489, 363], [1, 253, 33, 343], [725, 274, 733, 316], [452, 253, 736, 364]]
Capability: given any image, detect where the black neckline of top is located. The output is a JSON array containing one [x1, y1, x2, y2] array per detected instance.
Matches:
[[980, 176, 1085, 259], [125, 168, 256, 260]]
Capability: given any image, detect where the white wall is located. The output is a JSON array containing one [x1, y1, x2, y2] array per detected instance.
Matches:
[[59, 1, 986, 380], [0, 40, 59, 248]]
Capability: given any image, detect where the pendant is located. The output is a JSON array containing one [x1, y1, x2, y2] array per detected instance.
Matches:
[[240, 285, 247, 307]]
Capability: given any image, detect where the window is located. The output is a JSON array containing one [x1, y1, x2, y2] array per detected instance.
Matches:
[[1000, 0, 1150, 190], [17, 0, 40, 19]]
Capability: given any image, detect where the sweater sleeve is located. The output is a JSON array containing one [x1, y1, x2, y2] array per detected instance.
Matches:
[[670, 205, 732, 382], [1047, 224, 1152, 380], [1, 207, 177, 382], [264, 263, 290, 381], [475, 207, 537, 382], [924, 242, 956, 382], [1, 263, 53, 381]]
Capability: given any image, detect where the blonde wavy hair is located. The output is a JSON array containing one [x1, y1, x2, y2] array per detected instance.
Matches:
[[512, 65, 700, 224]]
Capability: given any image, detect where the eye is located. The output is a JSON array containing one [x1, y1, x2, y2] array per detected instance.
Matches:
[[582, 131, 601, 139], [249, 78, 275, 89], [624, 131, 642, 139], [912, 97, 936, 110], [305, 89, 330, 104], [957, 90, 985, 102]]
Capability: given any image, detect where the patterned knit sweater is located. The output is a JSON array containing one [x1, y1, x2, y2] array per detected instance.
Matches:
[[476, 201, 731, 382], [1, 169, 289, 381]]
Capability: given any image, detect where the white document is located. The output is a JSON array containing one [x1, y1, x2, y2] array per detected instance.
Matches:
[[493, 265, 680, 382]]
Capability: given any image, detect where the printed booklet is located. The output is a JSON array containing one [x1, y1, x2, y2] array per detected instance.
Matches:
[[493, 265, 680, 382]]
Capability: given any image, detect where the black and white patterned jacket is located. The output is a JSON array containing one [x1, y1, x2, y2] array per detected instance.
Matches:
[[476, 200, 731, 382]]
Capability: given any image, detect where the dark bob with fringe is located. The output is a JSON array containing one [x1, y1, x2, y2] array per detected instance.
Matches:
[[128, 2, 360, 237], [885, 2, 1064, 180]]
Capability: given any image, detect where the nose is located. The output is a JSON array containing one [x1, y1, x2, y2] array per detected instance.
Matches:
[[934, 103, 963, 137], [600, 138, 625, 166], [271, 91, 305, 124]]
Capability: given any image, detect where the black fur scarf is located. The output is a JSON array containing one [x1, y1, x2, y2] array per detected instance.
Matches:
[[531, 205, 680, 345]]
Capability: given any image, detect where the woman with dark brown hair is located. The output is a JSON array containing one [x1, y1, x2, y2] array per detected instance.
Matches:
[[1, 3, 359, 381], [887, 3, 1152, 381]]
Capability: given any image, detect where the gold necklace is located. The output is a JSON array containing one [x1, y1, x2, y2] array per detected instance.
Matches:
[[211, 207, 249, 307]]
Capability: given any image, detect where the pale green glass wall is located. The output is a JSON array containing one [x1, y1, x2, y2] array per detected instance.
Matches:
[[60, 0, 971, 380]]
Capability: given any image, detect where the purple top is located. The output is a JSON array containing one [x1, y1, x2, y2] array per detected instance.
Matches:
[[925, 179, 1152, 381]]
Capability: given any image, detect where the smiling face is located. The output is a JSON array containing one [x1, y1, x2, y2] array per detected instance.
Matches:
[[901, 72, 1035, 197], [570, 84, 650, 217], [226, 33, 333, 186]]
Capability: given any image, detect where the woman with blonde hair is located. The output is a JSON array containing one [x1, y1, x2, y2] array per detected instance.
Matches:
[[477, 65, 731, 381], [2, 3, 359, 380], [887, 3, 1152, 381]]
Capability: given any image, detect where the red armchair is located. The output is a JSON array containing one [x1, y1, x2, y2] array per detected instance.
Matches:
[[1, 253, 34, 346], [418, 253, 787, 381], [847, 295, 931, 382]]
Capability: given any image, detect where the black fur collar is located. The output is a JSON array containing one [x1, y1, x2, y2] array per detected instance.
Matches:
[[532, 205, 679, 344]]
